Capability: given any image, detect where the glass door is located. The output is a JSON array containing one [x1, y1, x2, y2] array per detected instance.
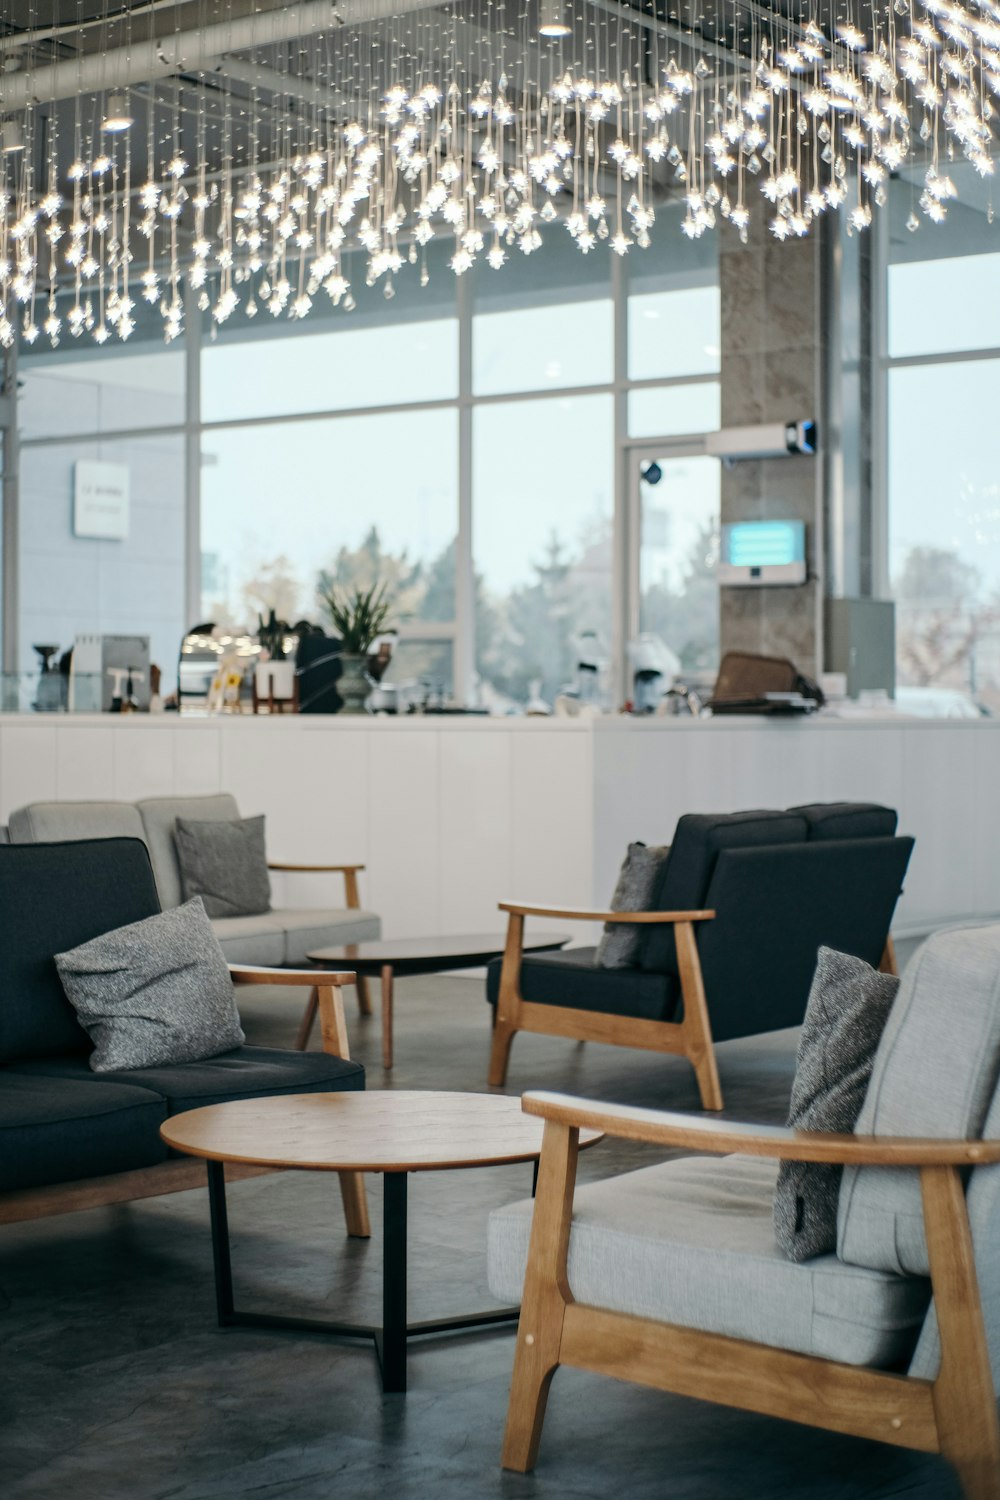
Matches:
[[627, 448, 721, 692]]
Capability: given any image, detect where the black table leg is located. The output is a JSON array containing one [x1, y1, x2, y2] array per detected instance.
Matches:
[[379, 1172, 408, 1393], [207, 1160, 235, 1326]]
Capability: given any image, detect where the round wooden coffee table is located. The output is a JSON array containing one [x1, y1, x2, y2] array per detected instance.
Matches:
[[306, 931, 569, 1069], [162, 1090, 602, 1394]]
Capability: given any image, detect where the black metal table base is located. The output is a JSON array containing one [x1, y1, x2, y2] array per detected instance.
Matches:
[[205, 1162, 520, 1393]]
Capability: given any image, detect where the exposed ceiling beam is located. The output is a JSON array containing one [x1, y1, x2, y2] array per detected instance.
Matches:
[[0, 0, 446, 112]]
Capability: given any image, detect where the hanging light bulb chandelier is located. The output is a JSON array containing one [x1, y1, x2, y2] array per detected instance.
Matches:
[[0, 0, 996, 350]]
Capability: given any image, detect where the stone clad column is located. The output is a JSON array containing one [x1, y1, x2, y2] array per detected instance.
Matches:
[[718, 195, 825, 680]]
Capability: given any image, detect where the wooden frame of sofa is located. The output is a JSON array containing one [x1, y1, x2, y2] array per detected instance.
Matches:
[[501, 1090, 1000, 1500], [266, 860, 374, 1030], [0, 965, 371, 1239], [488, 904, 899, 1111]]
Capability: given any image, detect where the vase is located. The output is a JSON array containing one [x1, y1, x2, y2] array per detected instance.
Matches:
[[255, 659, 296, 702], [338, 652, 371, 714]]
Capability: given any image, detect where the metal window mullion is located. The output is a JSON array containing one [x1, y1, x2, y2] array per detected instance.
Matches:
[[2, 336, 19, 674], [611, 255, 630, 708], [184, 281, 203, 629], [454, 274, 475, 707]]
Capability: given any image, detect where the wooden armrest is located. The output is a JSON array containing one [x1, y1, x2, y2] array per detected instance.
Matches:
[[499, 902, 715, 923], [228, 964, 356, 988], [267, 862, 366, 874], [522, 1091, 1000, 1167]]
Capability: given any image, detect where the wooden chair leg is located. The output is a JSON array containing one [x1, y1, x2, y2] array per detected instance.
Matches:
[[501, 1120, 578, 1472], [489, 1017, 516, 1087], [355, 974, 373, 1016], [880, 935, 898, 976], [294, 987, 319, 1050], [490, 912, 524, 1088], [674, 921, 723, 1111], [922, 1166, 1000, 1500], [338, 1171, 371, 1238]]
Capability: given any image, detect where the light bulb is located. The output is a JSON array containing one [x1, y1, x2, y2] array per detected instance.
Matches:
[[538, 0, 571, 38], [102, 92, 133, 133]]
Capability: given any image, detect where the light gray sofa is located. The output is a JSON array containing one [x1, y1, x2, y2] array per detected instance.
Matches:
[[6, 795, 380, 965], [489, 922, 1000, 1493]]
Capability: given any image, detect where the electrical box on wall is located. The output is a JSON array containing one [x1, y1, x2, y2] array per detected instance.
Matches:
[[718, 520, 807, 587]]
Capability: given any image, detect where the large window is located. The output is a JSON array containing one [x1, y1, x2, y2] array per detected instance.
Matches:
[[884, 167, 1000, 713], [14, 229, 721, 709], [473, 394, 614, 706]]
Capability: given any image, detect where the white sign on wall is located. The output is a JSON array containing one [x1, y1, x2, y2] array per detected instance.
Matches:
[[74, 460, 130, 540]]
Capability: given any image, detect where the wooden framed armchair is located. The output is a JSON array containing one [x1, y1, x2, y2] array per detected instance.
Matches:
[[490, 922, 1000, 1498], [487, 805, 913, 1109]]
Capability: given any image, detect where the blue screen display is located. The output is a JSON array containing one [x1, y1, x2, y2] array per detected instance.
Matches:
[[724, 520, 804, 568]]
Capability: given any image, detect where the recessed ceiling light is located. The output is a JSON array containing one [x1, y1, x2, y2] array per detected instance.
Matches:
[[538, 0, 571, 38], [102, 91, 133, 133]]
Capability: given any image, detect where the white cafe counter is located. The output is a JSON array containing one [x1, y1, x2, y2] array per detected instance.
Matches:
[[0, 711, 992, 941]]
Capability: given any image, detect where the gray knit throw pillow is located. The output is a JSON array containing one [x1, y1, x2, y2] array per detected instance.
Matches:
[[774, 946, 899, 1262], [595, 842, 672, 969], [174, 814, 271, 919], [56, 897, 245, 1073]]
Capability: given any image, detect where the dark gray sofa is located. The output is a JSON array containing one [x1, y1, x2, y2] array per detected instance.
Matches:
[[0, 837, 368, 1233]]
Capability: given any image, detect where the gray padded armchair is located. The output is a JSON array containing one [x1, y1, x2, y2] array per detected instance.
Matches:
[[489, 922, 1000, 1498]]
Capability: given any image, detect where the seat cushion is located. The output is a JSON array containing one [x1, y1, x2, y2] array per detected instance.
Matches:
[[0, 1070, 166, 1191], [790, 803, 898, 841], [838, 921, 1000, 1276], [641, 811, 809, 974], [488, 1155, 930, 1368], [278, 908, 381, 964], [136, 794, 242, 910], [211, 912, 286, 965], [0, 839, 162, 1064], [7, 800, 146, 846], [9, 1045, 364, 1124], [486, 946, 677, 1023]]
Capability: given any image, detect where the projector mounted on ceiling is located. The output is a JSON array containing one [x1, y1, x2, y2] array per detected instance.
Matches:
[[706, 421, 818, 463]]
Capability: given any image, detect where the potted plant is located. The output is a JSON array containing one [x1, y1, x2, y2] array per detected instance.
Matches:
[[319, 583, 393, 714], [255, 609, 296, 702]]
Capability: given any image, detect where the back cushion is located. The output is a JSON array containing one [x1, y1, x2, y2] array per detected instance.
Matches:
[[838, 922, 1000, 1276], [641, 810, 809, 974], [136, 795, 241, 909], [8, 801, 146, 845], [0, 839, 161, 1063], [791, 803, 898, 841]]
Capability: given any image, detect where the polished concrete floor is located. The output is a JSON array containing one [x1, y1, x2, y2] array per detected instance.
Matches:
[[1, 975, 964, 1499]]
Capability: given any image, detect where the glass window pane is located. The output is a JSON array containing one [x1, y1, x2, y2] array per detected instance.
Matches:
[[628, 286, 721, 381], [889, 360, 1000, 710], [888, 254, 1000, 358], [473, 394, 613, 707], [203, 318, 458, 422], [19, 350, 185, 440], [639, 455, 720, 676], [19, 433, 185, 692], [473, 301, 612, 396], [201, 408, 458, 633], [383, 640, 454, 702], [628, 383, 720, 438]]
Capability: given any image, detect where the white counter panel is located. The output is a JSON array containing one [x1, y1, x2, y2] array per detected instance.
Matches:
[[0, 713, 994, 940]]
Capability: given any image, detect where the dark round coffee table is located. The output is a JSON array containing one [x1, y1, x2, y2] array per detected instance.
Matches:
[[307, 931, 569, 1068]]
